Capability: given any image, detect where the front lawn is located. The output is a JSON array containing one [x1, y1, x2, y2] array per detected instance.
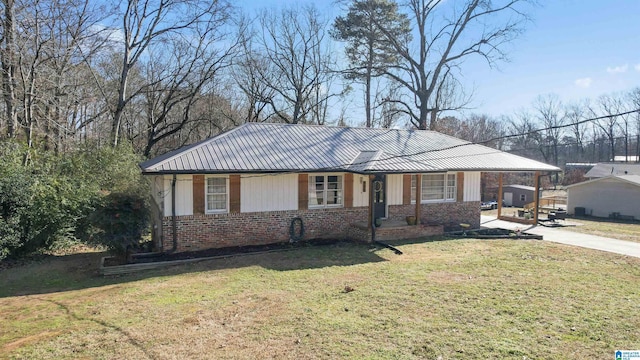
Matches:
[[1, 239, 639, 359], [561, 217, 640, 243]]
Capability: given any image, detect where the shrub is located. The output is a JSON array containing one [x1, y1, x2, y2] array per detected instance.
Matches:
[[0, 166, 31, 260], [88, 192, 150, 255], [0, 140, 150, 260]]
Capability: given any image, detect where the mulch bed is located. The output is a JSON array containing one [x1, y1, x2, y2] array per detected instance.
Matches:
[[447, 228, 543, 240], [108, 238, 347, 266]]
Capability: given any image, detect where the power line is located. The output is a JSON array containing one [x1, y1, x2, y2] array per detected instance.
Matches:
[[460, 108, 640, 147], [154, 108, 640, 181]]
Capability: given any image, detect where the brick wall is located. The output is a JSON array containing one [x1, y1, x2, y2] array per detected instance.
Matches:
[[161, 207, 368, 252], [160, 202, 480, 252], [348, 223, 443, 242], [388, 201, 481, 230]]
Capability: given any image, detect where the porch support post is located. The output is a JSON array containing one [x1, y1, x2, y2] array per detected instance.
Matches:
[[497, 173, 503, 218], [415, 174, 422, 225], [533, 171, 541, 224]]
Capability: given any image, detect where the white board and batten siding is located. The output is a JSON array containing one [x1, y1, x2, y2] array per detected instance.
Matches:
[[241, 174, 298, 212], [387, 174, 404, 205], [162, 174, 194, 216], [353, 174, 370, 207], [159, 171, 482, 217], [463, 172, 481, 202], [385, 172, 481, 203]]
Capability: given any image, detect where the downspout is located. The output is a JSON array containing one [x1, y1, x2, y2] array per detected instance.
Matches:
[[370, 175, 376, 242], [171, 174, 178, 253]]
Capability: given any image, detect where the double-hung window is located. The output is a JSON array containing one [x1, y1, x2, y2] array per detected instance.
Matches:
[[445, 173, 456, 200], [422, 174, 445, 201], [309, 174, 343, 208], [410, 175, 417, 204], [418, 173, 456, 202], [206, 176, 228, 213]]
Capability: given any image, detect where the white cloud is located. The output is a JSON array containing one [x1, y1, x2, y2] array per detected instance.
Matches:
[[575, 77, 592, 88], [635, 64, 640, 72], [606, 64, 628, 74]]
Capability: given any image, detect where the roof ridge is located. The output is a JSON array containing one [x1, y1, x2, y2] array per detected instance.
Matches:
[[246, 122, 437, 134]]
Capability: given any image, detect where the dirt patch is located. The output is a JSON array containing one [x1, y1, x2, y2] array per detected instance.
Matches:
[[3, 330, 63, 352]]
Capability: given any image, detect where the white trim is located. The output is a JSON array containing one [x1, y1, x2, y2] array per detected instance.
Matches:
[[308, 173, 344, 209], [205, 175, 229, 214], [419, 172, 457, 204]]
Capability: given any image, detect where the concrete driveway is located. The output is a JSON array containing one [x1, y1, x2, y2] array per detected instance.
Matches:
[[480, 215, 640, 259]]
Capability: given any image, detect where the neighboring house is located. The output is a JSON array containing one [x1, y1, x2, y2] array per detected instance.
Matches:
[[585, 163, 640, 179], [140, 123, 559, 253], [613, 156, 639, 162], [563, 163, 595, 185], [502, 185, 538, 207], [567, 175, 640, 220]]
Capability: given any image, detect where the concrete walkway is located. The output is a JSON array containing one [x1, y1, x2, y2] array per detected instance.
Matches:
[[480, 215, 640, 259]]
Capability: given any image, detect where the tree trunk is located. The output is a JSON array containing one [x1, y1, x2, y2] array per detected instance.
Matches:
[[112, 56, 130, 147], [365, 68, 371, 128], [1, 0, 18, 138]]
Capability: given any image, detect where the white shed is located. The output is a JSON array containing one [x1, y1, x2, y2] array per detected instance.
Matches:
[[567, 175, 640, 219]]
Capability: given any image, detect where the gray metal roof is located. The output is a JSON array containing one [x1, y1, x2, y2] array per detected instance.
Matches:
[[585, 163, 640, 178], [504, 184, 536, 191], [140, 123, 561, 174], [617, 175, 640, 186], [567, 175, 640, 188]]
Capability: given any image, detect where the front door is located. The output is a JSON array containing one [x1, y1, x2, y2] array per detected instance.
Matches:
[[373, 174, 386, 218]]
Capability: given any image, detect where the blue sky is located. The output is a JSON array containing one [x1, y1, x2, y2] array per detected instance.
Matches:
[[239, 0, 640, 119], [464, 0, 640, 117]]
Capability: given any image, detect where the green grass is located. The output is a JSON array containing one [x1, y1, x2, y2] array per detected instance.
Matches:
[[1, 239, 639, 359], [561, 217, 640, 243]]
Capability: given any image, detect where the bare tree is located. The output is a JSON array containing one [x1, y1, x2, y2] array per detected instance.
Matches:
[[0, 0, 19, 138], [254, 5, 337, 124], [376, 0, 531, 130], [232, 20, 274, 123], [615, 91, 635, 162], [0, 0, 108, 152], [629, 87, 640, 161], [374, 83, 404, 128], [136, 15, 238, 157], [435, 113, 504, 147], [108, 0, 232, 146], [533, 94, 565, 176], [564, 100, 589, 162], [507, 110, 539, 159], [590, 94, 622, 161]]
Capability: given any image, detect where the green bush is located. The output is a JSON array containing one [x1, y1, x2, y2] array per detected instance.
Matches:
[[88, 192, 150, 255], [0, 140, 150, 260], [0, 164, 31, 260]]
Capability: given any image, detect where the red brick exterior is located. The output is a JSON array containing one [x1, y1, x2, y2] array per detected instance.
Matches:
[[161, 207, 368, 252], [160, 201, 480, 252], [347, 223, 443, 242], [388, 201, 481, 231]]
